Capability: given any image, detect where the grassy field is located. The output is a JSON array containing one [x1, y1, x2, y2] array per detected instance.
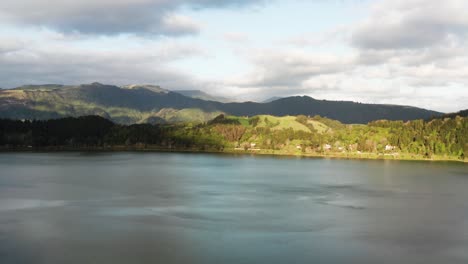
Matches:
[[255, 115, 314, 132], [307, 120, 330, 133]]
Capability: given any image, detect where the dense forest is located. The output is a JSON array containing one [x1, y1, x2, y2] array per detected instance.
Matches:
[[0, 116, 223, 151], [0, 114, 467, 161]]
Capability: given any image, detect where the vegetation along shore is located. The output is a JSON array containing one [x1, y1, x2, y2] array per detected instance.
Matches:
[[1, 113, 466, 163]]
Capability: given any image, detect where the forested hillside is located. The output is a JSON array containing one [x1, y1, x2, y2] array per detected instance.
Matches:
[[1, 113, 466, 161]]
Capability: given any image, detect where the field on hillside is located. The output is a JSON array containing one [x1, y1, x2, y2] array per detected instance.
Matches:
[[255, 115, 312, 132]]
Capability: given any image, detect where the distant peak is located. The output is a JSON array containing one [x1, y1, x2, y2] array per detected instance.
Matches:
[[261, 96, 283, 103], [175, 90, 232, 102], [122, 84, 169, 94], [124, 84, 159, 89], [13, 84, 65, 91], [272, 95, 316, 101]]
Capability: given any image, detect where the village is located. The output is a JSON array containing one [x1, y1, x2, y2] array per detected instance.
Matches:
[[235, 141, 400, 157]]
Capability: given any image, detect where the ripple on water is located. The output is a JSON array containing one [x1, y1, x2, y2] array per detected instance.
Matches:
[[100, 206, 235, 222], [0, 199, 67, 211]]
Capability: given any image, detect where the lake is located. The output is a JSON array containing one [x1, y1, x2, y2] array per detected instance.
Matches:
[[0, 153, 467, 264]]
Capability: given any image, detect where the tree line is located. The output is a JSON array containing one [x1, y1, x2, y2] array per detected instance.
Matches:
[[0, 114, 466, 160]]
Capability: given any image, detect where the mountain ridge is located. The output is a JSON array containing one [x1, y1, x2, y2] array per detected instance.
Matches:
[[0, 83, 444, 124], [262, 96, 284, 103], [174, 90, 232, 103]]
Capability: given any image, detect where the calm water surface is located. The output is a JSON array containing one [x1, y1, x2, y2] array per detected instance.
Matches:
[[0, 153, 467, 264]]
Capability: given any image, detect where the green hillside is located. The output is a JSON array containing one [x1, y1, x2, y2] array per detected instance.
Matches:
[[254, 115, 315, 132]]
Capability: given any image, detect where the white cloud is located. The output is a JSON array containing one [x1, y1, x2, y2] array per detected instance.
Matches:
[[351, 0, 468, 50], [160, 14, 201, 36], [230, 49, 355, 87], [0, 38, 25, 54], [286, 27, 350, 47]]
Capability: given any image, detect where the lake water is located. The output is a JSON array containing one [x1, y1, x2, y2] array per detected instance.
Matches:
[[0, 153, 467, 264]]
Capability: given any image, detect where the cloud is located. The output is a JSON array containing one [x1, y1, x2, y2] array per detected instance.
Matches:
[[286, 27, 350, 47], [221, 40, 468, 112], [231, 49, 355, 88], [348, 0, 468, 92], [0, 0, 265, 36], [0, 38, 25, 54], [0, 34, 204, 89], [351, 0, 468, 50], [160, 14, 201, 36]]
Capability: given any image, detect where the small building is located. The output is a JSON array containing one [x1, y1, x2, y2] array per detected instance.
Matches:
[[296, 145, 302, 150], [385, 145, 396, 151], [324, 144, 332, 150], [250, 143, 256, 148]]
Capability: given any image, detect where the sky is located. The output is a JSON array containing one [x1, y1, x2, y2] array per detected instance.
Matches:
[[0, 0, 467, 112]]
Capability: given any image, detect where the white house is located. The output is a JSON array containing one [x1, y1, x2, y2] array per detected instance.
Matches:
[[385, 145, 396, 151]]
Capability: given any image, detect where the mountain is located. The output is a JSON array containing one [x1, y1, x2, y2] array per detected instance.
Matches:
[[121, 84, 169, 94], [220, 96, 443, 123], [262, 96, 283, 103], [441, 109, 468, 119], [175, 90, 232, 102], [12, 84, 66, 91], [0, 83, 223, 124], [0, 83, 443, 124]]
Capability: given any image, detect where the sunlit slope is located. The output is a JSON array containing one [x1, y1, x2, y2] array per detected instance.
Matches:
[[254, 115, 319, 132]]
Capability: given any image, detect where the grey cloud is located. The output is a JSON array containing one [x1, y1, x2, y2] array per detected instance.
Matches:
[[357, 44, 467, 67], [352, 22, 454, 50], [0, 38, 25, 54], [0, 37, 203, 89], [351, 0, 468, 50], [0, 0, 265, 36], [235, 50, 354, 88]]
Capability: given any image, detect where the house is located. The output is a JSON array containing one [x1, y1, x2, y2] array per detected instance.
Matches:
[[250, 143, 256, 148], [324, 144, 332, 150], [296, 145, 302, 150], [385, 145, 396, 151]]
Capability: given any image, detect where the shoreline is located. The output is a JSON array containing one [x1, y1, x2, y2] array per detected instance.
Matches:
[[1, 146, 466, 163]]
